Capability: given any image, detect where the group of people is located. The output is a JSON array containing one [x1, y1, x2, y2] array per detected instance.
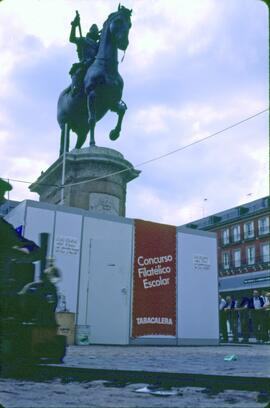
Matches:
[[219, 290, 270, 343]]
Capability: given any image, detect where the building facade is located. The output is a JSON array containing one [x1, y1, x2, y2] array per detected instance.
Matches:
[[0, 199, 18, 218], [186, 196, 270, 295]]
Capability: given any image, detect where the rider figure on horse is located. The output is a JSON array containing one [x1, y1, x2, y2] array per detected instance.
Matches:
[[69, 12, 101, 96]]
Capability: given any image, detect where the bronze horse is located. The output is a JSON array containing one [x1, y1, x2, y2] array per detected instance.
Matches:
[[57, 6, 132, 156]]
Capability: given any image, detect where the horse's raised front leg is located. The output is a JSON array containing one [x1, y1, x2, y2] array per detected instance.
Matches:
[[59, 124, 70, 156], [86, 90, 96, 146], [109, 100, 127, 141]]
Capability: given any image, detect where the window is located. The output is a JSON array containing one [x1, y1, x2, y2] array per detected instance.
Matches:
[[258, 217, 269, 235], [222, 228, 229, 245], [232, 225, 240, 242], [222, 252, 230, 269], [244, 221, 254, 239], [261, 242, 270, 263], [233, 249, 241, 267], [246, 246, 255, 265]]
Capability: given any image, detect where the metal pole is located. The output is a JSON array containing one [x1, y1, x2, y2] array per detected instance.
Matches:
[[39, 232, 49, 280], [7, 178, 10, 212], [60, 123, 68, 205]]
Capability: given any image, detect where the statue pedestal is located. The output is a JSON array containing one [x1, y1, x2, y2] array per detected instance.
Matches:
[[29, 147, 140, 217]]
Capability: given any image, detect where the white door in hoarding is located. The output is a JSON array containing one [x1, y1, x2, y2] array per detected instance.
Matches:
[[86, 239, 130, 345]]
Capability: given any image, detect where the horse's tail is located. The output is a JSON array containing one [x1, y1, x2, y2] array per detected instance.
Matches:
[[75, 136, 81, 149], [74, 129, 88, 150]]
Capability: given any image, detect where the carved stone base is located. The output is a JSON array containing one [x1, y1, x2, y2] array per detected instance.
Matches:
[[29, 146, 140, 217]]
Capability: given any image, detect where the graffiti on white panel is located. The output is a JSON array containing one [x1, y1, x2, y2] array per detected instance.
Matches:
[[193, 254, 210, 271], [55, 235, 80, 256]]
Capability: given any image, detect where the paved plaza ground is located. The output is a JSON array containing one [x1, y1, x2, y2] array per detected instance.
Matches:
[[1, 344, 270, 408], [63, 343, 270, 378]]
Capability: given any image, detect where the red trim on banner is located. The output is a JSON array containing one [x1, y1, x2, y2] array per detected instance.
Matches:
[[132, 219, 176, 337]]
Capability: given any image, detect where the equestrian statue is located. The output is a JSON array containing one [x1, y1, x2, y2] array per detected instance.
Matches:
[[57, 5, 132, 156]]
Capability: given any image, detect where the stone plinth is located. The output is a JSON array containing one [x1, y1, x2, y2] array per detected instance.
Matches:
[[29, 147, 140, 216]]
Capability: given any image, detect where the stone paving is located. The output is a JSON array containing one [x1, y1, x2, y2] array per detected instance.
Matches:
[[63, 343, 270, 378], [1, 344, 270, 407], [0, 378, 268, 408]]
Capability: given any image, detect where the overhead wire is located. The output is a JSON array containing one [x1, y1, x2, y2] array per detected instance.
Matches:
[[1, 107, 269, 190], [65, 107, 269, 189]]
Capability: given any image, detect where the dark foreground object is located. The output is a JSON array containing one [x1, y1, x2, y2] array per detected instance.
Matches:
[[0, 223, 66, 366], [1, 322, 66, 365]]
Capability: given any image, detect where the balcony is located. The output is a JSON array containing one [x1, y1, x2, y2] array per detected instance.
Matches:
[[219, 256, 270, 276]]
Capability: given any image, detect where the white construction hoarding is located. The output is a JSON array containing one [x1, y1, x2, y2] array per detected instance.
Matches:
[[5, 200, 218, 345]]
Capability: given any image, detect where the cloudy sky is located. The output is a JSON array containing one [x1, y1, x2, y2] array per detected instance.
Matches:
[[0, 0, 268, 225]]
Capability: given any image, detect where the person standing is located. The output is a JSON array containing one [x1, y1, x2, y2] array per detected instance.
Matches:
[[224, 295, 238, 342], [261, 290, 270, 307], [237, 296, 250, 343], [219, 294, 228, 342], [249, 290, 264, 342], [261, 291, 270, 343]]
